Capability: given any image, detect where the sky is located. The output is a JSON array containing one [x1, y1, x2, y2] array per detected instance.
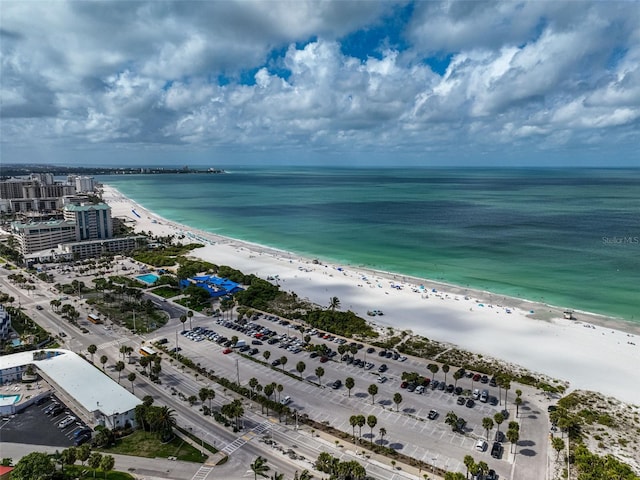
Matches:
[[1, 1, 639, 167]]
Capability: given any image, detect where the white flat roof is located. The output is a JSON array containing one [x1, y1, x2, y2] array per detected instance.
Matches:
[[0, 349, 140, 416]]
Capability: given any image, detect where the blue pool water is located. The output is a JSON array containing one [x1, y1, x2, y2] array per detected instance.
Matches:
[[136, 274, 159, 284], [0, 394, 21, 406]]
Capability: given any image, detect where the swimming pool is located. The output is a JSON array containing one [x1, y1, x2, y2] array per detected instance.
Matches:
[[136, 274, 159, 284], [0, 394, 21, 407]]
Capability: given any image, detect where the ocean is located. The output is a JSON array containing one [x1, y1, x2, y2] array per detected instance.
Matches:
[[101, 167, 640, 322]]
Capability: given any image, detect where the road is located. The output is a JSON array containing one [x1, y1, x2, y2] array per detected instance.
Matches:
[[1, 262, 552, 480]]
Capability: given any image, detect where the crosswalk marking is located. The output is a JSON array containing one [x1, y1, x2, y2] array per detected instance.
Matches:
[[219, 420, 272, 455], [191, 465, 213, 480]]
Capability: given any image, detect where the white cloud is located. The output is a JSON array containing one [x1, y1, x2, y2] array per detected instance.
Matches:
[[0, 0, 638, 165]]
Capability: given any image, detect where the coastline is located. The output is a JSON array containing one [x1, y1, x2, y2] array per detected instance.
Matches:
[[103, 184, 640, 405]]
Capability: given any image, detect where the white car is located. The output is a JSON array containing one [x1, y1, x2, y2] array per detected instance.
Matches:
[[415, 385, 425, 394], [475, 439, 488, 452], [377, 376, 388, 383], [281, 396, 292, 406], [58, 415, 76, 429]]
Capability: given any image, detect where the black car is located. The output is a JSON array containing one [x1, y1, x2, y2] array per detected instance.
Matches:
[[486, 469, 497, 480], [446, 384, 455, 393], [332, 380, 342, 389], [251, 340, 263, 345], [378, 350, 387, 357], [489, 377, 498, 387], [310, 352, 319, 358], [407, 383, 417, 392], [271, 359, 281, 366], [466, 398, 475, 408], [456, 396, 466, 405], [385, 351, 393, 358], [480, 375, 489, 384], [248, 348, 259, 355], [366, 347, 375, 354], [74, 433, 92, 446], [491, 442, 503, 459], [495, 430, 505, 442], [378, 364, 388, 373], [454, 386, 463, 395]]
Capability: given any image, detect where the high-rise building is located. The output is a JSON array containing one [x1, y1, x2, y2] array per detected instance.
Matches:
[[63, 203, 113, 241], [11, 220, 79, 255]]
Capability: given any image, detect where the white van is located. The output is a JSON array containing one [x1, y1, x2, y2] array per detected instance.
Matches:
[[58, 415, 76, 429]]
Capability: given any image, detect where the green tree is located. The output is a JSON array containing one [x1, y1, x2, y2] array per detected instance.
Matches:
[[251, 456, 270, 479], [349, 415, 359, 441], [368, 384, 378, 404], [442, 363, 450, 384], [329, 296, 340, 311], [60, 447, 77, 473], [507, 428, 520, 453], [88, 452, 103, 478], [77, 444, 91, 466], [263, 350, 271, 362], [100, 455, 115, 479], [345, 377, 355, 397], [378, 427, 386, 446], [355, 415, 366, 442], [199, 387, 215, 409], [552, 437, 565, 461], [463, 455, 475, 479], [445, 411, 459, 432], [315, 366, 325, 384], [482, 417, 494, 440], [187, 310, 194, 330], [296, 361, 306, 379], [128, 372, 136, 393], [393, 392, 403, 412], [515, 396, 523, 417], [494, 412, 505, 433], [428, 363, 439, 380], [88, 344, 97, 363], [115, 361, 125, 383], [249, 377, 259, 400], [366, 415, 377, 445], [279, 356, 288, 372], [180, 314, 187, 332], [453, 368, 464, 387], [99, 355, 108, 371], [11, 452, 54, 480]]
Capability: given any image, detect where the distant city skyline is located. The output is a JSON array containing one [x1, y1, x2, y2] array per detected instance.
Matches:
[[1, 1, 639, 167]]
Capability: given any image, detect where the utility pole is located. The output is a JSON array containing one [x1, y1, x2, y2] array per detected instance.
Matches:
[[236, 358, 240, 386]]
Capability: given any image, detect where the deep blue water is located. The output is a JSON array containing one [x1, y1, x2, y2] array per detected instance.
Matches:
[[101, 167, 640, 321]]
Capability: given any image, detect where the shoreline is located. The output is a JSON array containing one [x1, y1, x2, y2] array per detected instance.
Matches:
[[102, 184, 640, 405]]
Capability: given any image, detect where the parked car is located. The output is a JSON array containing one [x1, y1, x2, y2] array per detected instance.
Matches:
[[378, 376, 388, 384], [491, 442, 503, 459], [428, 409, 438, 420], [58, 416, 76, 429], [74, 432, 92, 446], [222, 348, 232, 354], [378, 364, 388, 373], [466, 398, 475, 408], [415, 385, 424, 394], [281, 396, 292, 405], [332, 380, 342, 389], [475, 439, 488, 452], [456, 396, 466, 405], [495, 430, 505, 442]]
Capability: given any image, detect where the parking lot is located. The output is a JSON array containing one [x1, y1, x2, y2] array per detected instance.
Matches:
[[0, 395, 90, 447], [155, 312, 517, 477]]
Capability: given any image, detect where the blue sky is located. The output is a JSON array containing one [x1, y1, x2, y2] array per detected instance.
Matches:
[[1, 1, 639, 167]]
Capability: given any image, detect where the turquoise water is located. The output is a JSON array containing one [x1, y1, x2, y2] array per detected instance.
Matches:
[[102, 167, 640, 322], [136, 274, 159, 284], [0, 394, 21, 405]]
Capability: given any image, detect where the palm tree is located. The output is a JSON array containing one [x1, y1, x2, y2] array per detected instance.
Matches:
[[187, 310, 194, 330], [100, 355, 108, 371], [482, 417, 494, 440], [180, 314, 187, 332], [345, 377, 355, 397], [366, 415, 377, 445], [477, 461, 489, 479], [115, 361, 125, 383], [494, 412, 505, 433], [119, 344, 129, 361], [393, 392, 402, 411], [515, 396, 523, 417], [249, 377, 259, 401], [276, 384, 284, 403], [251, 456, 270, 479], [279, 356, 288, 372], [378, 427, 387, 445], [293, 470, 314, 480], [453, 369, 464, 388], [368, 384, 378, 404], [263, 384, 275, 414], [263, 351, 271, 362], [128, 372, 136, 393], [428, 363, 439, 380], [507, 427, 520, 453], [349, 415, 358, 441], [463, 455, 475, 479], [315, 366, 325, 384], [270, 473, 284, 480], [356, 415, 366, 442], [329, 296, 340, 311], [156, 406, 177, 441], [199, 387, 215, 409], [296, 361, 306, 379], [445, 411, 459, 432], [552, 437, 565, 460], [88, 344, 97, 363], [442, 364, 450, 385]]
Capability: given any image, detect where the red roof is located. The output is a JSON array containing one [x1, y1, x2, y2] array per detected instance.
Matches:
[[0, 465, 13, 475]]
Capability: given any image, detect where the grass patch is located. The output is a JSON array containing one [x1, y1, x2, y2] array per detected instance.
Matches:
[[150, 286, 180, 298], [99, 430, 207, 462], [65, 465, 134, 480]]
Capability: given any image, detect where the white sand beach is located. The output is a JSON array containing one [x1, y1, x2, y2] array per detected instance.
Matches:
[[103, 185, 640, 405]]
